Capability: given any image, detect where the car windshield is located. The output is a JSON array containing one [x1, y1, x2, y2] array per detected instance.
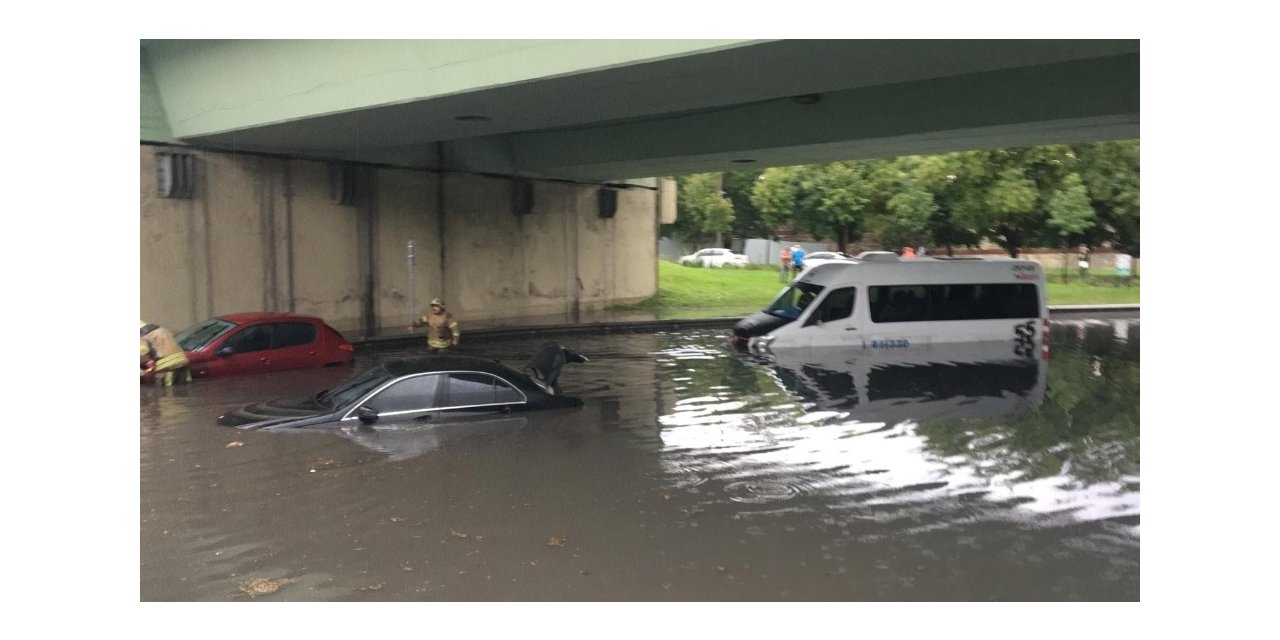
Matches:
[[765, 282, 825, 319], [318, 366, 396, 409], [176, 318, 238, 351]]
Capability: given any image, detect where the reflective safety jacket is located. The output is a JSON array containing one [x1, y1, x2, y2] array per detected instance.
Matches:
[[414, 312, 460, 349], [141, 323, 190, 372]]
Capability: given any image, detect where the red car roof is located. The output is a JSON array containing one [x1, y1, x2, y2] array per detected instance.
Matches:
[[219, 312, 325, 324]]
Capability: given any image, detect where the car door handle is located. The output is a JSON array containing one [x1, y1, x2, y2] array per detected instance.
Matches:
[[414, 415, 433, 423], [845, 327, 858, 331]]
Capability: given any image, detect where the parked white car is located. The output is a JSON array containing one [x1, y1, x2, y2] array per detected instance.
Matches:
[[678, 248, 750, 268], [798, 251, 854, 273]]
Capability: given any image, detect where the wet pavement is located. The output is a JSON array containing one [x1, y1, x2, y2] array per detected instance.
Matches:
[[140, 319, 1139, 601]]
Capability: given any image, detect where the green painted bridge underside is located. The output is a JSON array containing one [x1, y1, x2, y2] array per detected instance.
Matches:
[[140, 39, 1139, 181]]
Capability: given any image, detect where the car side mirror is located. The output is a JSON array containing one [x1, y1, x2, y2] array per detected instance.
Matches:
[[215, 346, 234, 357], [356, 406, 379, 425]]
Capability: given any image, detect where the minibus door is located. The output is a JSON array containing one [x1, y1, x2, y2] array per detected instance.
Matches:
[[799, 286, 860, 347]]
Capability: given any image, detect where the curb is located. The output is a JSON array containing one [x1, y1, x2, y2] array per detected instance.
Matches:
[[352, 305, 1139, 349]]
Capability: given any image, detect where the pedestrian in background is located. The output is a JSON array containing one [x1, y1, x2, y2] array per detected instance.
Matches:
[[791, 244, 806, 276], [1077, 246, 1091, 279], [408, 298, 460, 353], [778, 244, 793, 281], [901, 246, 917, 258]]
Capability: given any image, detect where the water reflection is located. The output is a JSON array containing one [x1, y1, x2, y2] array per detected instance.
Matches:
[[654, 329, 1138, 536], [141, 320, 1139, 601]]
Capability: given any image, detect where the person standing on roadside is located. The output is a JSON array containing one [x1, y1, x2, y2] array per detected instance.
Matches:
[[778, 244, 793, 281], [791, 245, 806, 277], [408, 298, 460, 353]]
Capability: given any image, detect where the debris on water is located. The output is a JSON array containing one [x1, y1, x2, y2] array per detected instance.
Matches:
[[450, 530, 469, 539], [238, 577, 294, 596], [660, 492, 673, 500], [679, 505, 705, 518], [356, 583, 384, 592], [225, 441, 244, 448], [390, 517, 405, 522], [547, 534, 567, 547]]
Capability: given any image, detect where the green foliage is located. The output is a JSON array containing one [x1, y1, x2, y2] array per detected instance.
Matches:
[[679, 140, 1139, 259], [722, 170, 771, 239], [1073, 141, 1141, 256], [749, 162, 875, 250], [662, 173, 737, 245], [1047, 172, 1096, 238], [866, 157, 938, 250]]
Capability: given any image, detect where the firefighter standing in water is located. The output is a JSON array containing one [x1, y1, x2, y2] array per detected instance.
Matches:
[[407, 298, 460, 353], [141, 321, 191, 385]]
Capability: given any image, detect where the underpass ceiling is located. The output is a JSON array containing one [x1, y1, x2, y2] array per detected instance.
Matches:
[[141, 39, 1139, 182]]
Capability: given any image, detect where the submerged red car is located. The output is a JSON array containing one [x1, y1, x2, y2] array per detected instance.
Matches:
[[176, 312, 354, 378]]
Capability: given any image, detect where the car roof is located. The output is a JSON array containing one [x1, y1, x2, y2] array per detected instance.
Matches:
[[797, 256, 1040, 287], [219, 312, 325, 324], [381, 355, 524, 378]]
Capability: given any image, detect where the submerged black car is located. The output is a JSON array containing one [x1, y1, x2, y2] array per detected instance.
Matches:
[[218, 343, 587, 431]]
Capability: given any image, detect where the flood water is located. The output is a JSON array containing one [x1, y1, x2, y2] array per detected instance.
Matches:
[[140, 319, 1139, 601]]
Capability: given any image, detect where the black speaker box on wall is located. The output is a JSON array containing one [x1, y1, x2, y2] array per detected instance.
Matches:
[[598, 188, 617, 218]]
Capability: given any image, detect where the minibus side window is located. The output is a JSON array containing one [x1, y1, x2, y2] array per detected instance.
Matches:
[[870, 286, 928, 323], [871, 283, 1040, 323], [805, 287, 857, 326]]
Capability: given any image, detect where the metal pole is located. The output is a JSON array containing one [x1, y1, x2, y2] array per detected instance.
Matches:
[[408, 240, 416, 327]]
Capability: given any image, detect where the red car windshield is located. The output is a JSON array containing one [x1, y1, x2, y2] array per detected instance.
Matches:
[[176, 318, 238, 351]]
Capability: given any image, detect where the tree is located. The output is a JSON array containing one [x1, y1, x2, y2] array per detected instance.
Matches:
[[664, 172, 736, 247], [722, 170, 771, 240], [750, 162, 875, 252], [1046, 172, 1096, 280], [749, 166, 801, 232], [866, 157, 938, 251], [1073, 140, 1140, 256], [946, 146, 1081, 258]]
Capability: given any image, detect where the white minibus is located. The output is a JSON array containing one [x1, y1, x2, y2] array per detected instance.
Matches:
[[732, 252, 1049, 358]]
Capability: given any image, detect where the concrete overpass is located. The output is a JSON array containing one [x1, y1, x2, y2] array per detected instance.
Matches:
[[141, 39, 1139, 182], [138, 40, 1139, 336]]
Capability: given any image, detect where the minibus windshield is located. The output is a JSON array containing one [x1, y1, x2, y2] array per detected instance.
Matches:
[[765, 282, 825, 320]]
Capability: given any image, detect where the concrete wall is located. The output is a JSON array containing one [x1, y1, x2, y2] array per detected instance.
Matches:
[[140, 145, 658, 335]]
